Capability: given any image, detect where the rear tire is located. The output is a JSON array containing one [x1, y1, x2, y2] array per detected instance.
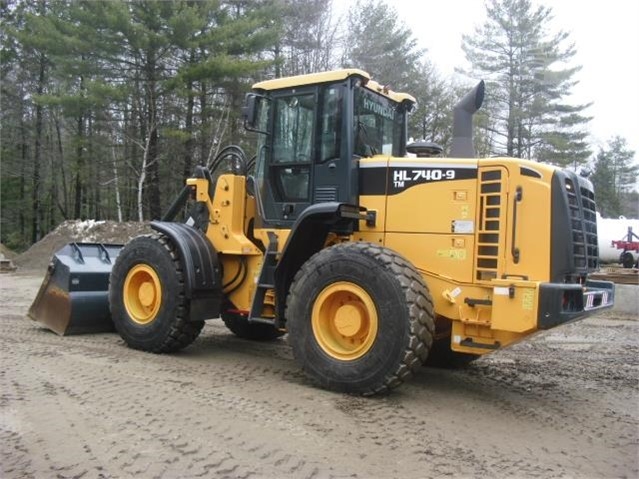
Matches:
[[109, 234, 204, 353], [222, 311, 285, 341], [286, 242, 434, 395]]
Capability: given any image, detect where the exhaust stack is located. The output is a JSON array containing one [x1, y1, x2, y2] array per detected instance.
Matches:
[[449, 80, 485, 158]]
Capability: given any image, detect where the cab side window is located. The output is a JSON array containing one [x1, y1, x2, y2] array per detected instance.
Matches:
[[271, 93, 315, 201], [319, 86, 342, 162]]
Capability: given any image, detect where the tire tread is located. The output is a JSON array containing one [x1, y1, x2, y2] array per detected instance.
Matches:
[[111, 234, 203, 353], [152, 234, 204, 353], [287, 242, 435, 395]]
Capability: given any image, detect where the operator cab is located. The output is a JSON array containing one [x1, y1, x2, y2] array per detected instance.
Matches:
[[243, 69, 415, 227]]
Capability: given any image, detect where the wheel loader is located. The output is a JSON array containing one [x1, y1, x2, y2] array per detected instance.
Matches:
[[28, 69, 615, 395]]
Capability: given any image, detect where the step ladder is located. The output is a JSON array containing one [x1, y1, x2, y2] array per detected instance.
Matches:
[[249, 232, 278, 325]]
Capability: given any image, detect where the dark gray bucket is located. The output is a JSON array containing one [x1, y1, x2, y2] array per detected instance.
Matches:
[[28, 243, 123, 335]]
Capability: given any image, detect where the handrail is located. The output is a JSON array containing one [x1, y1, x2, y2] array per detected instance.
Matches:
[[511, 186, 523, 264]]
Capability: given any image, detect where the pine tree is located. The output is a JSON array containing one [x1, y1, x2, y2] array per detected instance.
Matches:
[[273, 0, 340, 77], [344, 0, 423, 92], [591, 136, 638, 217], [461, 0, 591, 166], [2, 0, 56, 243], [344, 0, 459, 152], [2, 0, 281, 246], [407, 61, 457, 150]]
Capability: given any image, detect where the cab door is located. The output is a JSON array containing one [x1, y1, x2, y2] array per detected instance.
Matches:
[[258, 82, 355, 227], [312, 82, 355, 205], [259, 89, 316, 226]]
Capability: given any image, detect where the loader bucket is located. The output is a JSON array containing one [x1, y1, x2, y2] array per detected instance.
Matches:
[[28, 243, 123, 335]]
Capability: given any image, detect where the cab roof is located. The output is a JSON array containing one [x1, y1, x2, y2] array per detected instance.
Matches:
[[252, 69, 416, 105]]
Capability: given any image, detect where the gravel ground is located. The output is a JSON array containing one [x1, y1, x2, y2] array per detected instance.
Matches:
[[1, 271, 638, 479]]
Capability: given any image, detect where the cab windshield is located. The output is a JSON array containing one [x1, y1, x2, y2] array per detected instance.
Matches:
[[353, 86, 404, 157]]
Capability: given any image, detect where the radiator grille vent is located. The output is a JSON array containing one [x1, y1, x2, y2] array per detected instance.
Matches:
[[314, 186, 338, 203], [580, 186, 599, 270], [565, 179, 599, 271]]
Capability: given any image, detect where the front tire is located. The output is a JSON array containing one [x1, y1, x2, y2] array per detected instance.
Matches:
[[286, 242, 434, 395], [109, 234, 204, 353]]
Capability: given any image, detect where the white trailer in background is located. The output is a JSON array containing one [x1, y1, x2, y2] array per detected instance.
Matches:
[[597, 212, 639, 267]]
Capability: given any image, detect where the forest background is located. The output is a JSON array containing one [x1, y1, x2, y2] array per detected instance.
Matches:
[[1, 0, 637, 250]]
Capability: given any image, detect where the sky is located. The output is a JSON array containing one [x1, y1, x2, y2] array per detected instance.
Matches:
[[386, 0, 639, 161]]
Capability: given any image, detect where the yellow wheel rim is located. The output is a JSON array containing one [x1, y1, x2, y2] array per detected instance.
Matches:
[[123, 264, 162, 325], [311, 282, 378, 361]]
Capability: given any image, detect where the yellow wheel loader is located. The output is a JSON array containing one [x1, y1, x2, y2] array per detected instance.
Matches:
[[29, 69, 614, 395]]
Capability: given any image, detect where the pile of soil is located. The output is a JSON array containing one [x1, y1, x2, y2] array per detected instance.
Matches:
[[14, 220, 152, 272], [0, 243, 17, 260]]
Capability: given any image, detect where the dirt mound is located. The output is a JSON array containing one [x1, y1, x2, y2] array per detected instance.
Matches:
[[14, 220, 152, 272], [0, 243, 18, 260]]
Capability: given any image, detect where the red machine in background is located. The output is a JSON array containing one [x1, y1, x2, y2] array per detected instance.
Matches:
[[612, 226, 639, 268]]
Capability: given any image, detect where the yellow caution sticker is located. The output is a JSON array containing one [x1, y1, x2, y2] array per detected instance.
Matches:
[[522, 289, 534, 311]]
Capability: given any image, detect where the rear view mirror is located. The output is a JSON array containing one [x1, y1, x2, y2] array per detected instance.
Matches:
[[242, 93, 269, 134], [242, 93, 258, 126]]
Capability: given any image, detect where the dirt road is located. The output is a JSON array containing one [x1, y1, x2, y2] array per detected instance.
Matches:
[[1, 272, 637, 478]]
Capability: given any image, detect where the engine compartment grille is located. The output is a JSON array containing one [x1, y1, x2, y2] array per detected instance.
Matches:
[[565, 178, 599, 272], [580, 186, 599, 270]]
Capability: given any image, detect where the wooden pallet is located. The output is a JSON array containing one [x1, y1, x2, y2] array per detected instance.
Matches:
[[591, 266, 638, 285]]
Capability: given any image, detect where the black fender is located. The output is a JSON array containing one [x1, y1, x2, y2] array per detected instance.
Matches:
[[151, 221, 222, 321], [274, 202, 363, 321]]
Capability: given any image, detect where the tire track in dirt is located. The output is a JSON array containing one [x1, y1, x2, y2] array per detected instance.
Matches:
[[1, 272, 637, 478], [407, 322, 638, 478], [1, 320, 364, 478]]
